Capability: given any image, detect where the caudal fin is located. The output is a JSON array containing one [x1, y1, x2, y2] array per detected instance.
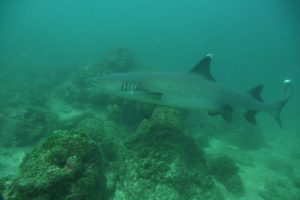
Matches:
[[271, 79, 293, 128], [272, 98, 289, 128]]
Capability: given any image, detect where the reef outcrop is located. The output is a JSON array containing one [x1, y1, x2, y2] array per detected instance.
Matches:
[[1, 131, 107, 200]]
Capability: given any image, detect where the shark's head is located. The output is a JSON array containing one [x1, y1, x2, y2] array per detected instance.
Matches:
[[87, 74, 124, 92], [86, 73, 142, 97]]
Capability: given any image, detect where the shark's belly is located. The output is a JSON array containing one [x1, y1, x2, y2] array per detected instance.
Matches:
[[160, 92, 219, 110]]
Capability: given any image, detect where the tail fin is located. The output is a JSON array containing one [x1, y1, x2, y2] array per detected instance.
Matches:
[[272, 98, 289, 128], [271, 79, 293, 128]]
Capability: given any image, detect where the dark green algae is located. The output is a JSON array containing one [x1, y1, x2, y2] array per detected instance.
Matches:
[[2, 131, 107, 200]]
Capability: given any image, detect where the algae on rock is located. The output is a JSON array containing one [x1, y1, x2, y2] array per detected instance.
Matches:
[[2, 131, 107, 200], [115, 107, 223, 200], [208, 155, 244, 195], [0, 106, 57, 147]]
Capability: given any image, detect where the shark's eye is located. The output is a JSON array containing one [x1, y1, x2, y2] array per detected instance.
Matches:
[[122, 81, 138, 92]]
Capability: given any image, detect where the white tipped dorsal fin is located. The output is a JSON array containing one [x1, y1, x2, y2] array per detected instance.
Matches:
[[206, 54, 213, 58], [248, 85, 263, 102], [189, 54, 215, 81]]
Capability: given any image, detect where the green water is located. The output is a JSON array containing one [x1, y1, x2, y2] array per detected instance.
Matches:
[[0, 0, 299, 199]]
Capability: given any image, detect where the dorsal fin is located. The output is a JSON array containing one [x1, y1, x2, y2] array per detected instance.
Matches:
[[249, 85, 263, 102], [190, 54, 215, 81]]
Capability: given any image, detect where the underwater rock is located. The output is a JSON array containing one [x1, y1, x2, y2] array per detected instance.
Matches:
[[105, 104, 123, 122], [0, 178, 5, 197], [76, 117, 120, 163], [54, 79, 90, 107], [293, 177, 300, 189], [115, 107, 223, 200], [136, 107, 185, 134], [208, 155, 245, 195], [0, 106, 57, 147], [75, 117, 122, 198], [0, 148, 26, 179], [266, 157, 295, 178], [2, 131, 107, 200], [259, 177, 300, 200], [84, 47, 136, 74], [106, 102, 156, 130]]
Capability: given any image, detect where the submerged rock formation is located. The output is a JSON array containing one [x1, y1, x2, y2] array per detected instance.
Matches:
[[114, 107, 223, 200], [2, 131, 107, 200], [208, 155, 244, 195], [0, 106, 57, 147]]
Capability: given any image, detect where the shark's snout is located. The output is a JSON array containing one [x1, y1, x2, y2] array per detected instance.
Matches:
[[85, 76, 101, 84], [86, 76, 114, 87], [86, 75, 125, 93]]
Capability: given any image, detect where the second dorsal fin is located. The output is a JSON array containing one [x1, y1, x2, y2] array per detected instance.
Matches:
[[189, 54, 215, 81], [249, 85, 263, 102]]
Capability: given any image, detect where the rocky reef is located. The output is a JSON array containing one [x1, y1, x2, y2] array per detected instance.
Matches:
[[1, 131, 107, 200], [208, 155, 244, 195], [1, 48, 299, 200], [0, 106, 57, 147], [259, 177, 300, 200], [114, 107, 223, 200]]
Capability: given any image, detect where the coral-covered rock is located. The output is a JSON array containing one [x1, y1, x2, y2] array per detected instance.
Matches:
[[208, 155, 244, 195], [136, 107, 185, 134], [115, 107, 223, 200], [75, 117, 122, 197], [293, 177, 300, 189], [2, 131, 107, 200], [0, 106, 57, 147], [105, 102, 155, 129], [259, 177, 300, 200], [84, 47, 136, 74], [76, 117, 120, 163]]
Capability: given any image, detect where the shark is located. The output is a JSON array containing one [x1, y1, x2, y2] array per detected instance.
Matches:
[[88, 54, 292, 127]]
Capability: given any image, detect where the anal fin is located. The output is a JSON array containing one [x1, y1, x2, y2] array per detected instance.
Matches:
[[244, 110, 258, 125]]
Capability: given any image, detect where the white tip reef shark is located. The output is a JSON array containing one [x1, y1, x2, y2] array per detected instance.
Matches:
[[88, 54, 292, 128]]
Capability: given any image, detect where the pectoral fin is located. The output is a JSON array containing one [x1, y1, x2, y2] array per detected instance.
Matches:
[[208, 105, 234, 123], [137, 92, 163, 100]]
